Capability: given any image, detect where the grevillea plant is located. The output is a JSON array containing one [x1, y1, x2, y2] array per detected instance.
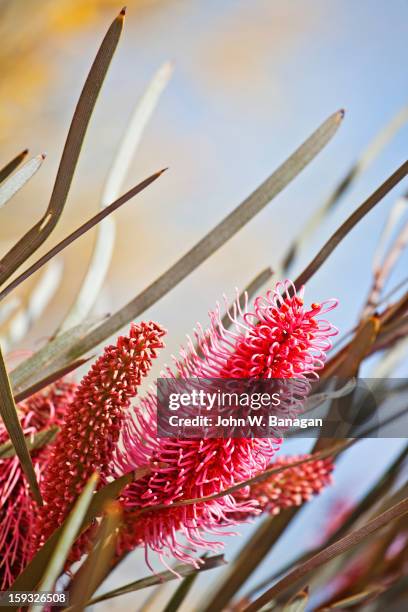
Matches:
[[0, 8, 408, 612]]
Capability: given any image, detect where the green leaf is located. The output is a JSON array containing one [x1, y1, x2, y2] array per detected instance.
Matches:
[[294, 160, 408, 288], [0, 9, 125, 287], [0, 149, 28, 184], [0, 346, 42, 505], [33, 109, 344, 370], [0, 169, 166, 303], [0, 154, 45, 210], [88, 555, 227, 605], [28, 474, 99, 612], [68, 500, 122, 611], [10, 467, 149, 592], [0, 425, 58, 459]]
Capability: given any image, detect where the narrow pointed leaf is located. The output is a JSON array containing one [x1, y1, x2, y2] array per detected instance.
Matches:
[[68, 501, 122, 611], [61, 61, 173, 331], [10, 318, 100, 393], [283, 587, 309, 611], [0, 169, 165, 302], [0, 10, 125, 286], [162, 560, 203, 612], [88, 555, 227, 605], [294, 160, 408, 288], [0, 149, 28, 184], [0, 425, 58, 459], [29, 474, 99, 611], [13, 357, 91, 404], [282, 105, 408, 273], [10, 467, 150, 592], [200, 443, 351, 612], [0, 346, 42, 504], [36, 110, 344, 369], [0, 154, 45, 209], [245, 496, 408, 611]]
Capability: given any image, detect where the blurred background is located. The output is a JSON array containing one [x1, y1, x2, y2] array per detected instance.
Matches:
[[1, 0, 407, 609]]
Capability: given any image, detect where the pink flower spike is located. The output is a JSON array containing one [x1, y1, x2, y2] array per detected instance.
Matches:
[[232, 454, 334, 518], [115, 281, 338, 566], [34, 321, 166, 557]]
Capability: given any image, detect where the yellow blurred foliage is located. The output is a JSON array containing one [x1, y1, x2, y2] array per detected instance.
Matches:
[[0, 0, 161, 137]]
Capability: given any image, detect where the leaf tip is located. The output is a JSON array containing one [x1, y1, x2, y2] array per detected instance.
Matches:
[[337, 108, 346, 121]]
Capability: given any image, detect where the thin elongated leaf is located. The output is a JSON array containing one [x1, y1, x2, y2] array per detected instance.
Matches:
[[0, 425, 58, 459], [88, 555, 227, 605], [35, 110, 344, 371], [314, 317, 380, 451], [10, 317, 100, 393], [0, 154, 45, 209], [317, 586, 385, 610], [363, 211, 408, 318], [0, 346, 42, 504], [0, 149, 28, 184], [68, 501, 122, 611], [371, 195, 408, 273], [294, 160, 408, 288], [202, 510, 301, 612], [0, 169, 165, 302], [61, 61, 173, 331], [162, 560, 203, 612], [282, 105, 408, 273], [244, 496, 408, 611], [29, 474, 99, 612], [282, 587, 309, 611], [244, 444, 408, 601], [13, 357, 91, 404], [201, 442, 352, 612], [0, 10, 125, 287], [10, 467, 150, 592], [370, 335, 408, 378]]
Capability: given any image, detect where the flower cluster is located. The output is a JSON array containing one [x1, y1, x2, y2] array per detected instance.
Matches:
[[232, 454, 334, 520], [114, 281, 338, 567], [34, 321, 166, 556], [0, 381, 76, 589]]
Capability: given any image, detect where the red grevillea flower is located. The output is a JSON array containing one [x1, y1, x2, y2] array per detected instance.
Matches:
[[114, 281, 338, 568], [0, 381, 76, 589], [34, 321, 165, 556], [231, 454, 334, 519]]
